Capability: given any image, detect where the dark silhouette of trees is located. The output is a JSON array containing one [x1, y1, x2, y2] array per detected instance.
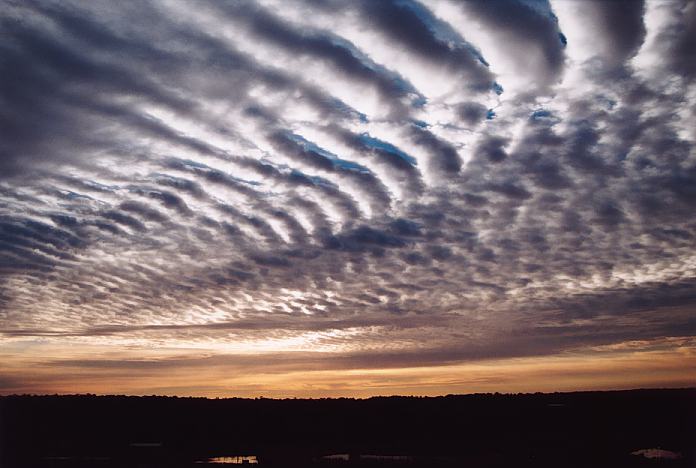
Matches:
[[0, 389, 693, 468]]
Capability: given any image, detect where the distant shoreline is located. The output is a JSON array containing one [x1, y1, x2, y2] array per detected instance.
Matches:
[[2, 386, 694, 400]]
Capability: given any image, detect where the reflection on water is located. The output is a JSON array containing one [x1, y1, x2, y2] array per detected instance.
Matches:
[[632, 448, 682, 460], [320, 454, 413, 463], [321, 454, 350, 461], [361, 455, 413, 462], [198, 455, 259, 464]]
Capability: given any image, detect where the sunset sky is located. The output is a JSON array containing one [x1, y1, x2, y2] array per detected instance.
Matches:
[[1, 0, 695, 397]]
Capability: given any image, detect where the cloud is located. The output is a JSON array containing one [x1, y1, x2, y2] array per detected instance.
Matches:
[[1, 0, 695, 394], [353, 0, 494, 93], [456, 0, 567, 89], [652, 0, 696, 82], [580, 0, 647, 69]]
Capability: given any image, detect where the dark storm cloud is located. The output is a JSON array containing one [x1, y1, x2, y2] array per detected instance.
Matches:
[[1, 0, 695, 376]]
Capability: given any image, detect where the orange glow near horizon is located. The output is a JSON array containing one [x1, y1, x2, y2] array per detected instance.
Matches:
[[1, 336, 694, 398]]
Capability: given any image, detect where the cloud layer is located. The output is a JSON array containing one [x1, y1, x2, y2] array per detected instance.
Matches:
[[1, 0, 696, 395]]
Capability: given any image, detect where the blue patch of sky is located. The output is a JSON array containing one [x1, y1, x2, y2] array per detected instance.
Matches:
[[288, 133, 338, 160], [329, 97, 367, 122], [531, 109, 552, 120], [411, 95, 427, 108], [493, 82, 504, 95], [288, 133, 373, 174], [358, 133, 418, 165], [486, 109, 496, 120], [598, 96, 617, 110], [559, 32, 567, 47], [259, 158, 283, 172], [332, 158, 372, 173], [530, 108, 561, 125], [411, 119, 428, 128], [394, 0, 490, 68], [290, 169, 338, 189]]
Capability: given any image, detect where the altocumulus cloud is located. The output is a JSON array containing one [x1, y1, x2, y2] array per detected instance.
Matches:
[[1, 0, 696, 392]]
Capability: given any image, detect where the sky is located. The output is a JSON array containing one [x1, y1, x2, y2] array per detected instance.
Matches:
[[1, 0, 695, 397]]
